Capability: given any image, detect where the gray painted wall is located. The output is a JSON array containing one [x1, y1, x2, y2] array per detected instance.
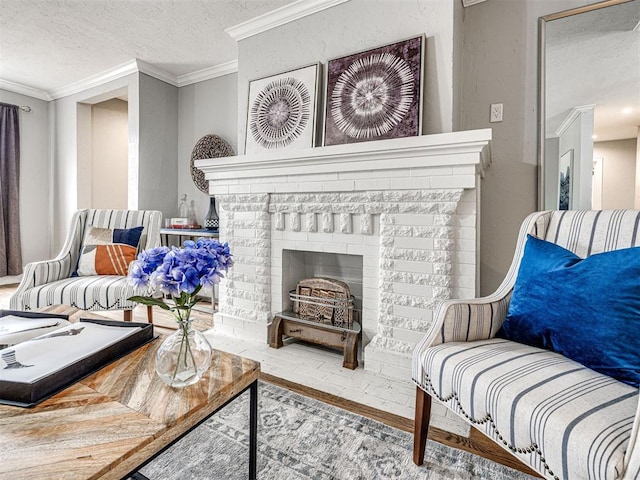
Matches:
[[460, 0, 602, 294], [0, 89, 50, 268], [594, 138, 638, 209], [177, 73, 238, 225], [236, 0, 457, 154], [137, 74, 179, 217]]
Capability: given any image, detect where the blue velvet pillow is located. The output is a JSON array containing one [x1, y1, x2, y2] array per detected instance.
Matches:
[[497, 234, 640, 387]]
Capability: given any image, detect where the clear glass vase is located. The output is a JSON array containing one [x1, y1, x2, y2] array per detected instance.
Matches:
[[155, 318, 212, 388]]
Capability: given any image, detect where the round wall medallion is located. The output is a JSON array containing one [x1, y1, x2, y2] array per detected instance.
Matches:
[[190, 134, 234, 194], [248, 77, 311, 150], [330, 53, 414, 139]]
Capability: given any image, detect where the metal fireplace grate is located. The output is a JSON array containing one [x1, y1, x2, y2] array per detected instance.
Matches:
[[290, 277, 355, 328]]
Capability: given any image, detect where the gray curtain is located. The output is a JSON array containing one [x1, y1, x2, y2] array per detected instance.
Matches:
[[0, 103, 22, 276]]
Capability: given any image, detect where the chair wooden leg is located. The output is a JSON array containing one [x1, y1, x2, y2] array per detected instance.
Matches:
[[146, 305, 153, 324], [413, 386, 432, 466], [123, 310, 132, 322]]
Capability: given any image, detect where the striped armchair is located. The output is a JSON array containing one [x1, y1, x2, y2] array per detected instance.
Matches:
[[10, 209, 162, 322], [413, 210, 640, 480]]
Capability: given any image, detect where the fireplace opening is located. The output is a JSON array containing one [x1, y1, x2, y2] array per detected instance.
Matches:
[[268, 249, 364, 369], [281, 250, 363, 314]]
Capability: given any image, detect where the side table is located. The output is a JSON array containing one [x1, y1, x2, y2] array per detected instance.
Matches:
[[160, 228, 219, 246]]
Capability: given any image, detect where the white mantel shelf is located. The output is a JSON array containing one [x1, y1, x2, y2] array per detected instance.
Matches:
[[195, 129, 492, 182]]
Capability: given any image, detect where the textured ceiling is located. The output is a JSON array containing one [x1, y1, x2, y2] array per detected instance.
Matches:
[[0, 0, 295, 93], [1, 0, 638, 143]]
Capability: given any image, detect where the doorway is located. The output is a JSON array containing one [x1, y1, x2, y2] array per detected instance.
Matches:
[[76, 89, 129, 210], [91, 99, 128, 209]]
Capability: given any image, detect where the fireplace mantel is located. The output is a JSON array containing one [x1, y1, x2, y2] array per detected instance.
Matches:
[[195, 129, 492, 183], [195, 128, 492, 381]]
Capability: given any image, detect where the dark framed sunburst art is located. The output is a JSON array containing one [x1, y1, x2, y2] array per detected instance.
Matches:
[[246, 63, 321, 154], [323, 35, 424, 146]]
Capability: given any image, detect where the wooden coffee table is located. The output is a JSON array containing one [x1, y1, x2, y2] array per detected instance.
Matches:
[[0, 306, 260, 480]]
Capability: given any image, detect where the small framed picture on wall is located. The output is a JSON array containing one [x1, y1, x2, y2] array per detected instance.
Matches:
[[558, 149, 573, 210], [323, 35, 425, 147], [245, 63, 321, 154]]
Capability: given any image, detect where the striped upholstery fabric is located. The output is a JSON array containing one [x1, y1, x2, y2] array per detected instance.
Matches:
[[545, 210, 640, 257], [416, 339, 638, 480], [413, 210, 640, 480], [10, 209, 162, 313]]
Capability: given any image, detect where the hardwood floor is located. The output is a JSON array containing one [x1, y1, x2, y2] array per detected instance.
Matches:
[[0, 283, 540, 478]]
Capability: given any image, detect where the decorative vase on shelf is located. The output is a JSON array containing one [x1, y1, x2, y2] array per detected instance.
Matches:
[[204, 196, 219, 230], [155, 317, 212, 388], [187, 200, 198, 227], [178, 193, 189, 219]]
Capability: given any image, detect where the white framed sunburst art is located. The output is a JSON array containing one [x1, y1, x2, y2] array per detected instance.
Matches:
[[323, 35, 425, 146], [245, 63, 321, 154]]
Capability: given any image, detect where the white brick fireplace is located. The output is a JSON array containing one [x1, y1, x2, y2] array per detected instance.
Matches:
[[196, 129, 491, 377]]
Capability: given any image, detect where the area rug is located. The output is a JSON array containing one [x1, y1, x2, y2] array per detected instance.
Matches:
[[139, 382, 538, 480]]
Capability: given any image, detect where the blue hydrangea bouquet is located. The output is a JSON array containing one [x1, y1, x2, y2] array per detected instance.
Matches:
[[128, 238, 233, 387], [128, 238, 233, 318]]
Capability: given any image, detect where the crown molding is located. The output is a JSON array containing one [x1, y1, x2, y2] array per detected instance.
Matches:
[[555, 104, 596, 137], [226, 0, 350, 41], [0, 79, 49, 101], [47, 60, 139, 100], [1, 57, 239, 101], [177, 60, 239, 87], [135, 59, 178, 86]]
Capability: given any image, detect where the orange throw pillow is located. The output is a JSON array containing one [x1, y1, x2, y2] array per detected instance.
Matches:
[[93, 244, 138, 275]]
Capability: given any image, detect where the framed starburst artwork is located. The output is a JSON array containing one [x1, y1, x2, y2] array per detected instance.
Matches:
[[323, 36, 424, 146], [246, 63, 321, 154]]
